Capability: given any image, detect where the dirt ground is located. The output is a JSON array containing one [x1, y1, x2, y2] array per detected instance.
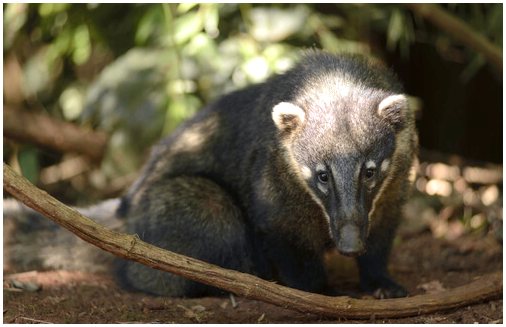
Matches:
[[3, 223, 502, 323], [3, 152, 503, 323]]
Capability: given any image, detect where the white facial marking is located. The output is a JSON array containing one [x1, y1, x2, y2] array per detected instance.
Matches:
[[355, 163, 362, 180], [381, 159, 390, 173], [279, 140, 333, 242], [365, 160, 376, 169], [316, 163, 326, 172], [317, 183, 329, 195], [301, 165, 312, 180]]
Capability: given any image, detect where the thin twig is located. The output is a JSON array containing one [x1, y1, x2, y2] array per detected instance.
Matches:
[[16, 316, 53, 324]]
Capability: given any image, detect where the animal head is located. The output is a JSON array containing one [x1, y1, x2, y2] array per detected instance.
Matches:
[[271, 52, 411, 256]]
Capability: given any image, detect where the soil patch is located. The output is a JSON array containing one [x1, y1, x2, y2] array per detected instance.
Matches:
[[3, 230, 502, 323]]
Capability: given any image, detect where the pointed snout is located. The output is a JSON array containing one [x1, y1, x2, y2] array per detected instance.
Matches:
[[327, 164, 369, 257], [336, 223, 366, 257]]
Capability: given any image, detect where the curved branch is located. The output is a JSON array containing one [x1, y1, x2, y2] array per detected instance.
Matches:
[[3, 163, 502, 319], [3, 106, 108, 162], [405, 3, 502, 74]]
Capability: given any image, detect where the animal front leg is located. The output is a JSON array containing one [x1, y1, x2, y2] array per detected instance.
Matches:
[[356, 216, 407, 299], [261, 235, 328, 294]]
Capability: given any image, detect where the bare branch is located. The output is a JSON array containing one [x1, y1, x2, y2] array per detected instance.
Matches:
[[3, 163, 502, 319], [3, 106, 108, 162], [405, 4, 502, 74]]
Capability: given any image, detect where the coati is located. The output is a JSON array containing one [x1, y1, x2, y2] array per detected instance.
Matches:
[[5, 50, 418, 299]]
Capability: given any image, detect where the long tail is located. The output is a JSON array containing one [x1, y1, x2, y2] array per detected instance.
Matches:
[[4, 198, 123, 273]]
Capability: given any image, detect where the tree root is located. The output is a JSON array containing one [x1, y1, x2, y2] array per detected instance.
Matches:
[[3, 163, 502, 319]]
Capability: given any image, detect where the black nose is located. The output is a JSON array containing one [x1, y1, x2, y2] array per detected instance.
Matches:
[[337, 224, 365, 257]]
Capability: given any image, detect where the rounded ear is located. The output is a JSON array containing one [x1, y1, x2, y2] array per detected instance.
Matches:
[[272, 102, 306, 136], [377, 94, 408, 131]]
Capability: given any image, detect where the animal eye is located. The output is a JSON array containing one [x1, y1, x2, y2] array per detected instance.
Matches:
[[317, 171, 329, 184], [365, 168, 376, 179]]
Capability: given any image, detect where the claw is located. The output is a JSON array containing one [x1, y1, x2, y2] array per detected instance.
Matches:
[[372, 286, 408, 299]]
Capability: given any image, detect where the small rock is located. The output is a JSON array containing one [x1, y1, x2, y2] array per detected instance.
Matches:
[[10, 280, 41, 292], [191, 305, 206, 313]]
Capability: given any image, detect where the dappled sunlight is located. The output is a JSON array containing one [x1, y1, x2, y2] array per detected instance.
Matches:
[[170, 113, 219, 154], [425, 179, 452, 197], [406, 154, 502, 241], [3, 3, 502, 323], [4, 270, 113, 290]]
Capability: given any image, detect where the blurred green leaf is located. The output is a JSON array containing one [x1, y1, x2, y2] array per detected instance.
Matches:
[[387, 9, 404, 51], [242, 56, 270, 83], [163, 96, 200, 133], [173, 11, 203, 45], [82, 48, 170, 176], [249, 6, 309, 42], [185, 32, 216, 57], [319, 30, 341, 52], [18, 147, 40, 184], [3, 3, 28, 50], [177, 3, 198, 14], [60, 85, 86, 121], [461, 55, 486, 82], [135, 6, 164, 45], [386, 8, 414, 57], [5, 3, 502, 188], [46, 28, 72, 65], [72, 24, 91, 65], [22, 49, 55, 98], [38, 3, 69, 17], [202, 3, 220, 38], [485, 5, 503, 45], [319, 14, 345, 30]]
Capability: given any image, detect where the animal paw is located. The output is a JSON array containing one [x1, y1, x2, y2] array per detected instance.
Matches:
[[361, 275, 408, 299], [372, 284, 408, 299]]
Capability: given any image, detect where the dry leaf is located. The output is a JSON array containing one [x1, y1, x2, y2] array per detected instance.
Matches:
[[417, 280, 446, 294]]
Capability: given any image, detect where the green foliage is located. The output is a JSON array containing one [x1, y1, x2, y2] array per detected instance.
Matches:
[[387, 8, 415, 58], [81, 48, 170, 175], [17, 147, 40, 184], [4, 4, 28, 50], [4, 3, 502, 181]]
